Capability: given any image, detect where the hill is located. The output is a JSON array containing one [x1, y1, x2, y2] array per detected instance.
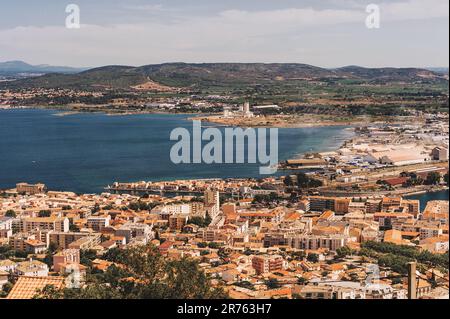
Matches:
[[0, 60, 88, 76], [1, 62, 447, 90]]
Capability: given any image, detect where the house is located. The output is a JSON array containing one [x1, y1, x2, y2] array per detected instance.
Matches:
[[15, 259, 49, 277], [7, 276, 65, 299], [222, 269, 241, 283], [0, 259, 17, 273]]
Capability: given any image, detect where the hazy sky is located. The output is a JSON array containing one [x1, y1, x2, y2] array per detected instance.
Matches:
[[0, 0, 448, 68]]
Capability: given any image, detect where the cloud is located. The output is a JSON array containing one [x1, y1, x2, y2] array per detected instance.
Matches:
[[0, 0, 447, 67], [121, 4, 164, 12], [381, 0, 449, 20]]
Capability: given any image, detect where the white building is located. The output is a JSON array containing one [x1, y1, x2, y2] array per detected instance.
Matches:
[[432, 147, 449, 161], [15, 259, 49, 277]]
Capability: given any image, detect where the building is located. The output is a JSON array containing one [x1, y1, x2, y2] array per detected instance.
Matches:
[[0, 259, 17, 273], [68, 234, 102, 250], [53, 249, 80, 272], [298, 199, 310, 212], [16, 183, 46, 195], [335, 198, 351, 215], [168, 215, 188, 232], [204, 190, 220, 219], [115, 222, 153, 244], [290, 234, 350, 251], [374, 212, 414, 230], [222, 203, 236, 215], [87, 216, 111, 232], [0, 217, 13, 239], [252, 255, 284, 275], [432, 147, 449, 161], [242, 102, 254, 118], [365, 199, 382, 214], [309, 197, 335, 212], [379, 151, 430, 166], [15, 259, 49, 277], [49, 231, 101, 249], [20, 217, 69, 233], [7, 276, 65, 299], [158, 204, 191, 216]]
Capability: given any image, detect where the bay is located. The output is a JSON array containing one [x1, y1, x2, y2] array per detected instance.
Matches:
[[0, 109, 353, 193]]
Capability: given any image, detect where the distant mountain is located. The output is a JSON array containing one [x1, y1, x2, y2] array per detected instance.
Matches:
[[336, 66, 446, 82], [0, 60, 88, 76], [425, 67, 449, 75], [1, 62, 447, 90]]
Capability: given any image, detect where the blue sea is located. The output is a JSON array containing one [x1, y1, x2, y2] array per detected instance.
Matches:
[[406, 190, 450, 211], [0, 108, 353, 193]]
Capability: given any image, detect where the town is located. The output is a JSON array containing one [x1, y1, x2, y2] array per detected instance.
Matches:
[[1, 161, 448, 299]]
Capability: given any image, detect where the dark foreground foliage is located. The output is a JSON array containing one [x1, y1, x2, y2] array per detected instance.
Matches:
[[35, 244, 228, 299]]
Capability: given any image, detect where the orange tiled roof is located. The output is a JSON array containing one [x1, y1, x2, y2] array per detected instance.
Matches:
[[7, 276, 65, 299]]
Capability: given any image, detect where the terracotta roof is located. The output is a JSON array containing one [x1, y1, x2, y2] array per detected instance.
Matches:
[[7, 276, 65, 299]]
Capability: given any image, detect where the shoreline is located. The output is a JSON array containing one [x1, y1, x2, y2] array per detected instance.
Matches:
[[2, 105, 207, 117], [3, 105, 366, 129]]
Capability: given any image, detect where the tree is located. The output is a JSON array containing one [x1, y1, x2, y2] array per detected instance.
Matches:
[[35, 244, 227, 299], [69, 223, 80, 232], [207, 242, 220, 249], [1, 282, 13, 297], [336, 246, 352, 259], [265, 278, 281, 289], [188, 214, 211, 228], [283, 175, 295, 187], [425, 172, 441, 185], [444, 173, 449, 186], [5, 210, 16, 218], [307, 253, 319, 263], [296, 173, 323, 189], [38, 210, 51, 217]]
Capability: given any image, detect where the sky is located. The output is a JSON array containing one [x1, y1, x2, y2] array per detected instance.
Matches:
[[0, 0, 448, 68]]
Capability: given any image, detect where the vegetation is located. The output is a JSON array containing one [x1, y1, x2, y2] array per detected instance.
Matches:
[[424, 172, 442, 185], [264, 278, 281, 289], [335, 246, 353, 259], [128, 201, 160, 211], [252, 193, 282, 204], [3, 63, 447, 117], [34, 245, 228, 299], [307, 253, 319, 263], [360, 241, 449, 275], [188, 213, 212, 228], [4, 210, 16, 218], [0, 246, 28, 260], [38, 210, 51, 218]]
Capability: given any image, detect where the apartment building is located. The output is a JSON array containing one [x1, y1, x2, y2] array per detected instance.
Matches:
[[115, 222, 153, 244], [169, 215, 188, 232], [374, 212, 415, 230], [289, 234, 350, 251], [68, 234, 102, 250], [87, 216, 111, 232], [49, 231, 100, 249], [204, 190, 220, 218], [16, 183, 46, 195], [252, 255, 284, 275], [309, 196, 335, 212], [20, 217, 69, 233]]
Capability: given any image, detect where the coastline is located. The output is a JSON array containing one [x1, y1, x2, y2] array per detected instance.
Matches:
[[2, 104, 209, 117], [189, 115, 366, 129]]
